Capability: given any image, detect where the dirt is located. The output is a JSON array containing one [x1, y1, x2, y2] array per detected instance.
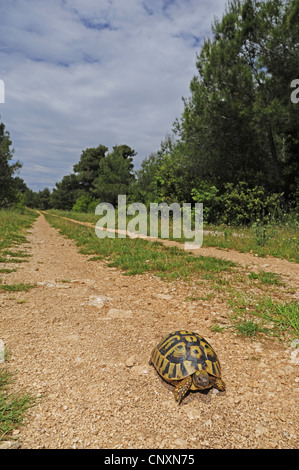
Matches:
[[0, 213, 298, 449]]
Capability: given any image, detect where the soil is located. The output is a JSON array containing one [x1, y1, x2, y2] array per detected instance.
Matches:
[[0, 213, 298, 449]]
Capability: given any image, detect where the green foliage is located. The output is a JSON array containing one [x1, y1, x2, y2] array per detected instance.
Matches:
[[191, 182, 219, 221], [0, 121, 22, 208], [175, 0, 298, 206], [132, 152, 161, 204], [234, 319, 266, 338], [0, 367, 37, 441], [251, 220, 269, 246], [220, 182, 282, 225], [248, 271, 281, 285], [0, 283, 35, 292], [50, 174, 80, 210], [73, 145, 108, 190], [93, 145, 136, 206], [0, 208, 37, 264], [190, 181, 282, 226], [72, 194, 94, 212], [254, 297, 299, 337], [37, 188, 51, 210], [154, 153, 186, 204]]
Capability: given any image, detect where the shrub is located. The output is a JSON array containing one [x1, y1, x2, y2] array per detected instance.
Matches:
[[191, 181, 283, 226], [219, 182, 282, 225], [72, 194, 94, 213], [191, 182, 219, 222]]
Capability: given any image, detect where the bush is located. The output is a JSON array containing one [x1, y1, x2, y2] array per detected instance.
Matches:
[[72, 194, 94, 213], [191, 182, 219, 222], [191, 181, 283, 226], [220, 183, 282, 225]]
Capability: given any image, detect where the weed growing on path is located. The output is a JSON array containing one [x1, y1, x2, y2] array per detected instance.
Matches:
[[0, 283, 35, 292], [0, 366, 38, 442]]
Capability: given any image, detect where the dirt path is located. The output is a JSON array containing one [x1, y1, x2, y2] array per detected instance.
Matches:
[[1, 214, 298, 449]]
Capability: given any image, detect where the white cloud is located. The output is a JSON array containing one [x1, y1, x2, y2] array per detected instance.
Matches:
[[0, 0, 227, 191]]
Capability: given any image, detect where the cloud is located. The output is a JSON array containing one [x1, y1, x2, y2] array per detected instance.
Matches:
[[0, 0, 227, 191]]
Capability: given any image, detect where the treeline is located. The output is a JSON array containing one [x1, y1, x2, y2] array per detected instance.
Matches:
[[1, 0, 298, 225]]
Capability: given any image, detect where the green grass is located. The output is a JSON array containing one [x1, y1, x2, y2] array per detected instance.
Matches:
[[44, 212, 236, 281], [234, 319, 267, 338], [0, 268, 17, 274], [248, 271, 281, 285], [253, 297, 299, 337], [46, 208, 98, 224], [0, 208, 37, 299], [0, 283, 36, 292], [202, 225, 298, 263], [0, 367, 37, 442], [0, 208, 37, 265], [46, 209, 299, 262], [227, 287, 299, 340]]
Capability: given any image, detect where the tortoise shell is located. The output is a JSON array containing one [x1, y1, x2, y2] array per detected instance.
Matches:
[[150, 330, 222, 383]]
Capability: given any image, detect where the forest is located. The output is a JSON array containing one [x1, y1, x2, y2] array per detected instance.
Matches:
[[1, 0, 298, 226]]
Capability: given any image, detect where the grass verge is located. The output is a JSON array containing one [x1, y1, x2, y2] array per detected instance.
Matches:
[[0, 208, 37, 264], [46, 209, 299, 262], [44, 212, 236, 280]]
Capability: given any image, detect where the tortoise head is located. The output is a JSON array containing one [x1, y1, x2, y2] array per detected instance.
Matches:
[[192, 370, 211, 390]]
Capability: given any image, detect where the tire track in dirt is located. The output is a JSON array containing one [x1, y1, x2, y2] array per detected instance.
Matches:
[[0, 213, 298, 449]]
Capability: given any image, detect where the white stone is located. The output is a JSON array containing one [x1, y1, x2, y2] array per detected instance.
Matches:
[[125, 355, 136, 368], [107, 308, 133, 319], [88, 295, 113, 308], [156, 294, 173, 300], [131, 365, 148, 375]]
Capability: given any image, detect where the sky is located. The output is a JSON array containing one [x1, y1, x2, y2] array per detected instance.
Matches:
[[0, 0, 228, 192]]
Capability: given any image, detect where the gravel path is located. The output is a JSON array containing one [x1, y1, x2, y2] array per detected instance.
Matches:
[[0, 214, 298, 449]]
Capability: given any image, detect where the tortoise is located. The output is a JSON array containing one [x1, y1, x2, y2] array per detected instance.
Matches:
[[149, 330, 225, 404]]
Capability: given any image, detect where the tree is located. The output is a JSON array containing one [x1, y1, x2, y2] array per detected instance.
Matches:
[[13, 177, 28, 194], [176, 0, 298, 204], [0, 121, 22, 207], [73, 145, 108, 190], [38, 188, 51, 210], [50, 173, 80, 210], [154, 145, 190, 203], [93, 145, 136, 205], [133, 152, 161, 204], [24, 188, 39, 208]]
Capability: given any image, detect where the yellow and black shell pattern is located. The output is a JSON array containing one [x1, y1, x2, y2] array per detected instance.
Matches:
[[150, 330, 221, 382]]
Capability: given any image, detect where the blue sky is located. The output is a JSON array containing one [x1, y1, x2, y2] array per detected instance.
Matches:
[[0, 0, 227, 191]]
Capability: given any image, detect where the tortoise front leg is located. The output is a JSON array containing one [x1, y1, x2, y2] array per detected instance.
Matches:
[[174, 376, 192, 404], [209, 376, 226, 391]]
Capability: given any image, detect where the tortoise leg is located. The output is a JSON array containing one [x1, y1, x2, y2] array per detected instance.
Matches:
[[210, 376, 226, 391], [174, 376, 192, 404]]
